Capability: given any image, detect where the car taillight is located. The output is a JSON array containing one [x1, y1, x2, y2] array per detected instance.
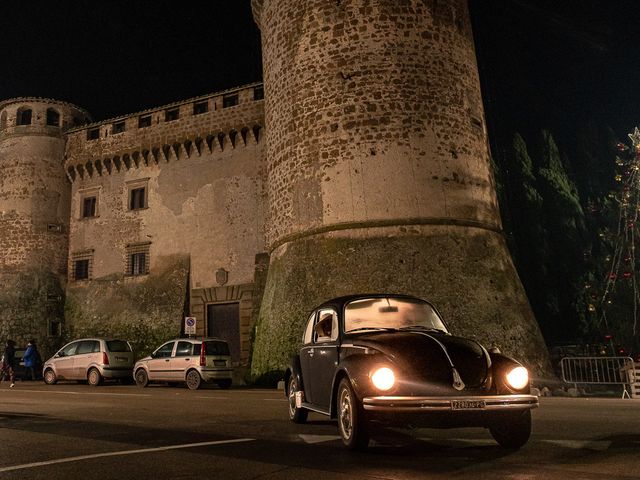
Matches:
[[199, 343, 206, 367], [103, 352, 110, 365]]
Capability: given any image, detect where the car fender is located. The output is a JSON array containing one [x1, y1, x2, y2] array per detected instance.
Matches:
[[284, 355, 304, 397], [489, 352, 530, 394], [329, 352, 389, 417]]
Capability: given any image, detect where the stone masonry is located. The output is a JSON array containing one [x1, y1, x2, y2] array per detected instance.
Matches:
[[250, 0, 551, 377], [0, 1, 551, 381]]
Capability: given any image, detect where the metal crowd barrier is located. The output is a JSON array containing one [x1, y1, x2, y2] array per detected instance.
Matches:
[[560, 356, 638, 399]]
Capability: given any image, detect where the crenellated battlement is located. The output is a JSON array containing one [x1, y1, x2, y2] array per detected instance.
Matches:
[[64, 83, 264, 182]]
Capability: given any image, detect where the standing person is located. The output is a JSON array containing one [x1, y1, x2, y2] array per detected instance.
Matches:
[[23, 339, 38, 381], [2, 340, 16, 388]]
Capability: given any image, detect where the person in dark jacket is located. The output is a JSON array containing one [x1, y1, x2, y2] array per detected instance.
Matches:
[[2, 340, 16, 387], [23, 339, 39, 381]]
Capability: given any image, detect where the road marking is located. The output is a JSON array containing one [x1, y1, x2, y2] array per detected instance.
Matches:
[[0, 438, 255, 473], [6, 389, 151, 397], [542, 440, 612, 451], [299, 434, 341, 444], [263, 398, 287, 402]]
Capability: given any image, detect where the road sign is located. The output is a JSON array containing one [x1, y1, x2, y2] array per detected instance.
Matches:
[[185, 316, 196, 335]]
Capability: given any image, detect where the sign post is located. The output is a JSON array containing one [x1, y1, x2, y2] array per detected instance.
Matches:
[[184, 316, 196, 337]]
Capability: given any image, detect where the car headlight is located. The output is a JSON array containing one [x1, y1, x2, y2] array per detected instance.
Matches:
[[371, 367, 395, 391], [505, 366, 529, 390]]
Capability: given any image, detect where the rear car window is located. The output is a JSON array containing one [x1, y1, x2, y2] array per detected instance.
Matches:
[[106, 340, 131, 352], [195, 341, 230, 356]]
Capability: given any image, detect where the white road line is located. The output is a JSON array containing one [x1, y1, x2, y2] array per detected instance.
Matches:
[[263, 398, 287, 402], [0, 438, 255, 473], [5, 389, 151, 397]]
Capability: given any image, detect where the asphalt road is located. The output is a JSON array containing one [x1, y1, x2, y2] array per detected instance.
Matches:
[[0, 381, 639, 479]]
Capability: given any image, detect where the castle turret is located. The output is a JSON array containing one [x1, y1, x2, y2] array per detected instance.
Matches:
[[250, 0, 550, 376], [0, 98, 91, 352]]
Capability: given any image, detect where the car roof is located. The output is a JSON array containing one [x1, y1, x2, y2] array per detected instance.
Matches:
[[165, 337, 228, 343]]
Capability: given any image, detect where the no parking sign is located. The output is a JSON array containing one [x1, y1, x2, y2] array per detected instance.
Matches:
[[185, 316, 196, 335]]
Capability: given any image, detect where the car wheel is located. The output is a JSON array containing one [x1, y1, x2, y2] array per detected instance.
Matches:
[[43, 369, 57, 385], [489, 410, 532, 449], [217, 379, 232, 390], [186, 369, 202, 390], [135, 369, 149, 388], [87, 368, 103, 386], [337, 377, 369, 450], [287, 376, 308, 423]]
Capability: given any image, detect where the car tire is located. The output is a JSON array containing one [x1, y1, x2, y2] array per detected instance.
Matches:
[[43, 369, 57, 385], [287, 376, 308, 423], [217, 379, 232, 390], [337, 377, 369, 450], [135, 369, 149, 388], [87, 368, 103, 387], [186, 369, 202, 390], [489, 410, 532, 449]]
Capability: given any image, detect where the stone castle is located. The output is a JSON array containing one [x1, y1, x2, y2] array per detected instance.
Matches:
[[0, 0, 550, 380]]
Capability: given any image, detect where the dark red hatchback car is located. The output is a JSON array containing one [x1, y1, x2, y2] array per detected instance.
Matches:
[[285, 294, 539, 449]]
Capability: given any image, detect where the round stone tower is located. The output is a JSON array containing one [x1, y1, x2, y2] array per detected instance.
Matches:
[[0, 98, 91, 353], [250, 0, 550, 376]]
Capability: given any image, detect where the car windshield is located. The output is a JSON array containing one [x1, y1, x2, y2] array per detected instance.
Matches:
[[344, 297, 448, 333]]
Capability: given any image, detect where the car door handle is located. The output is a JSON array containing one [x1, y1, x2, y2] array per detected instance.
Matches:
[[165, 359, 170, 362], [185, 358, 190, 361], [308, 348, 314, 357]]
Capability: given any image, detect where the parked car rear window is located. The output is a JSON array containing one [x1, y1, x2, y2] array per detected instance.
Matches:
[[195, 341, 230, 356], [106, 340, 131, 352]]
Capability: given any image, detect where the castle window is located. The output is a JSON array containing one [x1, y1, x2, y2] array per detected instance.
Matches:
[[127, 178, 149, 211], [112, 121, 126, 134], [138, 115, 152, 128], [16, 108, 32, 126], [193, 101, 208, 115], [223, 93, 239, 108], [74, 260, 90, 280], [165, 108, 179, 122], [87, 128, 100, 140], [48, 320, 62, 337], [82, 196, 97, 218], [71, 249, 94, 281], [46, 108, 60, 126], [253, 86, 264, 101], [0, 110, 6, 131], [126, 243, 151, 276], [129, 188, 146, 210]]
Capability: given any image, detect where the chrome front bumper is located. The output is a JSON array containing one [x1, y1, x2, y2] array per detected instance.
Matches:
[[362, 394, 539, 412]]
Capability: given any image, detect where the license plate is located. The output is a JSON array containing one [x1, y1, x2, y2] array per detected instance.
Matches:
[[214, 360, 226, 366], [451, 400, 486, 410], [115, 356, 127, 362]]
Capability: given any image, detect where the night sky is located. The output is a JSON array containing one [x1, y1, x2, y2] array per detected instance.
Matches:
[[1, 1, 639, 145]]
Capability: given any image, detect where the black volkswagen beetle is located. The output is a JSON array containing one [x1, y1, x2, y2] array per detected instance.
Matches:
[[285, 294, 539, 449]]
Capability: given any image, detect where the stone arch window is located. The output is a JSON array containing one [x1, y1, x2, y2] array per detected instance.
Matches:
[[0, 110, 6, 131], [16, 107, 32, 126], [46, 108, 60, 126]]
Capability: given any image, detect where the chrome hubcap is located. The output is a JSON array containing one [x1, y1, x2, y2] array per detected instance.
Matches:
[[288, 380, 297, 417], [187, 372, 199, 388], [339, 387, 353, 439]]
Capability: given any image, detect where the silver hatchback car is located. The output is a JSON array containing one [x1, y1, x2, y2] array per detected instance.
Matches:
[[134, 338, 233, 390], [43, 338, 134, 386]]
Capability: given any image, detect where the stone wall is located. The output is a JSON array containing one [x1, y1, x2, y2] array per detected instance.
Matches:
[[64, 84, 267, 364], [0, 99, 89, 354], [251, 0, 552, 377]]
